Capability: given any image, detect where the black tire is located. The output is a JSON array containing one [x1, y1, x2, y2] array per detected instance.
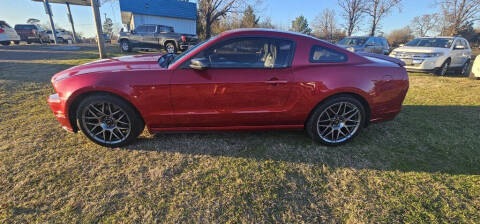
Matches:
[[165, 41, 177, 54], [120, 39, 131, 52], [27, 41, 31, 44], [306, 95, 366, 146], [76, 94, 145, 147], [0, 41, 11, 46], [436, 59, 450, 76], [460, 60, 470, 76], [14, 41, 20, 45]]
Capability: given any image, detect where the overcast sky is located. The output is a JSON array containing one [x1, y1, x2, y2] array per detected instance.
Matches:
[[0, 0, 451, 38]]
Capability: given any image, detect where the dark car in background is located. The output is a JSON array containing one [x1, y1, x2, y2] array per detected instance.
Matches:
[[337, 36, 390, 55], [118, 24, 197, 53], [14, 24, 49, 44]]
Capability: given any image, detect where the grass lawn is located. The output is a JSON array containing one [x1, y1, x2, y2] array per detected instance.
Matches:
[[0, 46, 479, 223]]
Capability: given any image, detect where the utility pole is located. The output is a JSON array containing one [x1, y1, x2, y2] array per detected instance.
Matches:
[[66, 2, 78, 43], [44, 0, 58, 44], [90, 0, 106, 58]]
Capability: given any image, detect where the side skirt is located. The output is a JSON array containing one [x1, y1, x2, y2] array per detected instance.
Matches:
[[148, 124, 304, 133]]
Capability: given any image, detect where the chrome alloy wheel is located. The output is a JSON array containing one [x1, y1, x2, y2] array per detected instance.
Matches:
[[166, 44, 175, 54], [316, 102, 362, 144], [122, 41, 129, 51], [81, 102, 131, 145]]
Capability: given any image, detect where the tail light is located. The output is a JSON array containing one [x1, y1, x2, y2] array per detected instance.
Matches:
[[0, 28, 4, 33], [181, 35, 186, 42]]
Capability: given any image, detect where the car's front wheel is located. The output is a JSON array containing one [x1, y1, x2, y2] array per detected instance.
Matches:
[[120, 40, 131, 52], [306, 96, 366, 146], [436, 59, 450, 76], [76, 94, 145, 147]]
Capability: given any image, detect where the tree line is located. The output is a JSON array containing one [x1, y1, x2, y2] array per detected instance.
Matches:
[[196, 0, 480, 46]]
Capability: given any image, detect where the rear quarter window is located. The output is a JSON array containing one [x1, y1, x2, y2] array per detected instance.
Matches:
[[310, 45, 348, 63]]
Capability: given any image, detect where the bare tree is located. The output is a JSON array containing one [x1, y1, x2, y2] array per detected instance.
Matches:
[[410, 14, 439, 37], [313, 9, 339, 40], [337, 0, 366, 36], [437, 0, 480, 35], [387, 26, 414, 47], [198, 0, 245, 39], [364, 0, 402, 36]]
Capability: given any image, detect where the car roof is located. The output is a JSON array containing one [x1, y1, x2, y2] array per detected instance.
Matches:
[[219, 28, 322, 41]]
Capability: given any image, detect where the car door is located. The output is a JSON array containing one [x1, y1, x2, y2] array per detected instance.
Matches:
[[451, 39, 467, 67], [130, 25, 146, 45], [365, 37, 376, 53], [169, 36, 296, 127], [141, 25, 157, 48]]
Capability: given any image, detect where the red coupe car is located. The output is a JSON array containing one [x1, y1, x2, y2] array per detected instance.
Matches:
[[48, 29, 409, 147]]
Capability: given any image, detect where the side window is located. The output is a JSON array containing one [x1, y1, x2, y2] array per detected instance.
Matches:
[[462, 40, 470, 49], [147, 25, 156, 33], [193, 37, 294, 69], [310, 45, 348, 63], [454, 40, 463, 49], [135, 25, 146, 33], [366, 38, 375, 46]]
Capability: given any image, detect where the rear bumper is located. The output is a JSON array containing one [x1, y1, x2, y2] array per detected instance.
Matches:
[[47, 93, 74, 132], [406, 68, 439, 73]]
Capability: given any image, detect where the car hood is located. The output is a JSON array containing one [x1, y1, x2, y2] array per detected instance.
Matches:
[[52, 54, 164, 82], [392, 46, 449, 54]]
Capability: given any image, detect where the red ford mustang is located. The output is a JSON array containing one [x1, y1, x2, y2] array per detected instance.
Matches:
[[47, 29, 409, 147]]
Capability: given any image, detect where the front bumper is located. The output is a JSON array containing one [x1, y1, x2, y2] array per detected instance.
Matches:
[[392, 55, 447, 73], [47, 93, 74, 132]]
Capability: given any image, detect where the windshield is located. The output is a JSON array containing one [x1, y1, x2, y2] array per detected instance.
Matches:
[[406, 38, 454, 48], [337, 37, 369, 46], [168, 36, 215, 68]]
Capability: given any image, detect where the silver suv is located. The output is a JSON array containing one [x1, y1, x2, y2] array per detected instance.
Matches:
[[337, 36, 390, 55], [390, 36, 472, 76]]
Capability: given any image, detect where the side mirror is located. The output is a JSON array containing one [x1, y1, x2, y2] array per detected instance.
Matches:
[[190, 58, 210, 70], [158, 53, 175, 68]]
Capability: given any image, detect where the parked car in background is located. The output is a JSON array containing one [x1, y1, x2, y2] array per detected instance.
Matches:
[[390, 36, 472, 76], [46, 29, 73, 43], [0, 21, 20, 45], [337, 36, 390, 55], [48, 29, 409, 147], [103, 34, 111, 44], [118, 24, 198, 53], [14, 24, 49, 44], [471, 56, 480, 79]]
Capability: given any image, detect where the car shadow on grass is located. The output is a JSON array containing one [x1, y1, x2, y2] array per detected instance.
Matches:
[[123, 105, 480, 175]]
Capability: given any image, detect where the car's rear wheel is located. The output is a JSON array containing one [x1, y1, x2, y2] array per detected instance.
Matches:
[[76, 94, 144, 147], [306, 96, 366, 146], [120, 39, 131, 52], [165, 42, 176, 54], [436, 59, 450, 76], [460, 60, 470, 76]]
